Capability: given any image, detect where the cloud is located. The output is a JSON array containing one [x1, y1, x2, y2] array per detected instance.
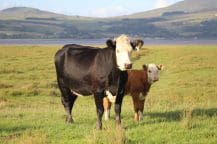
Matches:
[[155, 0, 169, 9], [89, 6, 130, 18]]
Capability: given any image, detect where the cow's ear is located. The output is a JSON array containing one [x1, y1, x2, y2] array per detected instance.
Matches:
[[142, 64, 148, 71], [157, 64, 164, 70], [131, 39, 144, 51], [106, 39, 116, 49]]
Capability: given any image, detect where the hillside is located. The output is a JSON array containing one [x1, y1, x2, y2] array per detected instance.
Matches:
[[0, 0, 217, 39], [0, 7, 94, 20], [124, 0, 217, 18], [0, 7, 66, 20], [0, 7, 100, 39]]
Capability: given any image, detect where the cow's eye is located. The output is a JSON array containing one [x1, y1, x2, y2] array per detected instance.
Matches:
[[148, 70, 152, 73]]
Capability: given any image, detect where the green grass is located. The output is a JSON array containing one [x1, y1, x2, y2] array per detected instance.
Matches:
[[0, 45, 217, 144]]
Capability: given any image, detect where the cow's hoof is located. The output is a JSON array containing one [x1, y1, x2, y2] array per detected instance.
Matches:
[[116, 124, 125, 129], [95, 121, 102, 130], [66, 117, 74, 123], [96, 125, 102, 130], [116, 121, 122, 128]]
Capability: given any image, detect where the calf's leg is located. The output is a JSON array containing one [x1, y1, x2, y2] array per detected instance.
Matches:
[[103, 97, 112, 120], [138, 100, 145, 121], [132, 93, 140, 122]]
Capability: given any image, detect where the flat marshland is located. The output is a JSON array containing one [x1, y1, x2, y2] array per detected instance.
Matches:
[[0, 45, 216, 144]]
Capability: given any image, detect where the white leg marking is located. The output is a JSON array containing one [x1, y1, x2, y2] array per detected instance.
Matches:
[[104, 109, 110, 121], [106, 90, 116, 103]]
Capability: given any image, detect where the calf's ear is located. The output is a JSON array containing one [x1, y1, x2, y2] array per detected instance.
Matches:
[[106, 39, 116, 49], [142, 64, 148, 71], [131, 39, 144, 51], [157, 64, 164, 70]]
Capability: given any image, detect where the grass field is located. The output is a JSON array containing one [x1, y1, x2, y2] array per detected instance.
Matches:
[[0, 44, 217, 144]]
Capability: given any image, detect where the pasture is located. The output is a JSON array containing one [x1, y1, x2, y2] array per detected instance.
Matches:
[[0, 44, 217, 144]]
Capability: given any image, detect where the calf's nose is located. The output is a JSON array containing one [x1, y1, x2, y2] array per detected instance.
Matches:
[[153, 77, 159, 82]]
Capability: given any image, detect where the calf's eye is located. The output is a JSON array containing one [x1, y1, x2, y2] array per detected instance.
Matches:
[[148, 70, 152, 73]]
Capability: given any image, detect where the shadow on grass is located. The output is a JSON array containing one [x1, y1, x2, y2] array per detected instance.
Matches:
[[125, 108, 217, 130], [144, 108, 217, 124]]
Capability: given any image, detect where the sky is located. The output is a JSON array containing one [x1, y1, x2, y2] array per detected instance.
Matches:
[[0, 0, 183, 17]]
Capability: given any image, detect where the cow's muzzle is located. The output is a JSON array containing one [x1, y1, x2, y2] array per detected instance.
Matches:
[[125, 63, 133, 69]]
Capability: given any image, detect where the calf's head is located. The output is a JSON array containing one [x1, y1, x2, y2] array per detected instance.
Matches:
[[143, 64, 164, 84], [107, 35, 144, 71]]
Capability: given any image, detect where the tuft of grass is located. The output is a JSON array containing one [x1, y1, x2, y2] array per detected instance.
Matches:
[[1, 132, 47, 144], [181, 108, 193, 129], [86, 123, 127, 144]]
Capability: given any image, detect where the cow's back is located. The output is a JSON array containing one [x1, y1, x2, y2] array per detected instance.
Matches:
[[54, 44, 119, 95]]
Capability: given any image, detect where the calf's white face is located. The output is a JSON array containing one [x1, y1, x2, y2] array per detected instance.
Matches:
[[147, 64, 163, 84], [115, 35, 134, 71]]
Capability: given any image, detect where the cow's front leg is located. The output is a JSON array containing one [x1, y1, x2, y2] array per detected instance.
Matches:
[[115, 71, 127, 127], [115, 89, 125, 126], [94, 90, 104, 130]]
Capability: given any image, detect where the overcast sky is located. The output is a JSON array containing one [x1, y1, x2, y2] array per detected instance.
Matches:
[[0, 0, 183, 17]]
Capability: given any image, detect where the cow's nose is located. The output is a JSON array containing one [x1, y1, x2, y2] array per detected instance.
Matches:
[[125, 63, 133, 69]]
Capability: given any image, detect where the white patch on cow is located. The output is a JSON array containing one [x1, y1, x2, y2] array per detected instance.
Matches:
[[71, 90, 84, 97], [139, 93, 146, 101], [135, 46, 140, 51], [147, 64, 159, 84], [106, 90, 116, 103], [115, 35, 133, 71]]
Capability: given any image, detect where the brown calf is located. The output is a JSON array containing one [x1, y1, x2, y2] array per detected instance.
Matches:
[[103, 64, 163, 122]]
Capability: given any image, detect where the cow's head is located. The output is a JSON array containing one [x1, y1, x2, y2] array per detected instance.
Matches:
[[106, 35, 144, 71], [143, 64, 164, 84]]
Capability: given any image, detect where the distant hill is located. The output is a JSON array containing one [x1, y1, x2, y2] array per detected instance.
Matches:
[[0, 7, 65, 20], [124, 0, 217, 18], [0, 7, 99, 39], [0, 0, 217, 39], [0, 7, 93, 20]]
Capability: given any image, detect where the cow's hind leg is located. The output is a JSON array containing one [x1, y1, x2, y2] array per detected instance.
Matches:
[[58, 78, 77, 123], [61, 92, 77, 123], [94, 90, 104, 130]]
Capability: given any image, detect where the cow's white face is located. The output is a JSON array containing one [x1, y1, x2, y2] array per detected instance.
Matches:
[[146, 64, 163, 84], [115, 35, 134, 71], [106, 35, 144, 71]]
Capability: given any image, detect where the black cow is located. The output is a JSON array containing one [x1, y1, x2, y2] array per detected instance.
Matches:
[[54, 35, 143, 129]]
